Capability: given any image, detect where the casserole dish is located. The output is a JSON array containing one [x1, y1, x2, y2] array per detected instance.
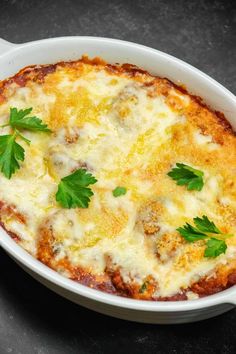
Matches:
[[0, 36, 236, 323]]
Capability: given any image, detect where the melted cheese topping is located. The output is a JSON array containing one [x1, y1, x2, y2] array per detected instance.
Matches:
[[1, 59, 236, 299]]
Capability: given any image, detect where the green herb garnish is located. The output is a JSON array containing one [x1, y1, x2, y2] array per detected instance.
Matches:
[[177, 215, 230, 258], [0, 133, 25, 179], [139, 281, 148, 294], [193, 215, 221, 234], [168, 163, 204, 191], [0, 107, 50, 178], [56, 169, 97, 208], [112, 186, 127, 197], [176, 223, 207, 242], [204, 238, 227, 258], [8, 107, 51, 132]]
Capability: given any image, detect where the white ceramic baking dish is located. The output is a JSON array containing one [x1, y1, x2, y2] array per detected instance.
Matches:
[[0, 36, 236, 324]]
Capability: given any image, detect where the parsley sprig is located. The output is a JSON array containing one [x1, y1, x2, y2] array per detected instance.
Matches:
[[0, 108, 51, 178], [7, 107, 51, 132], [56, 169, 97, 208], [168, 163, 204, 191], [177, 215, 231, 258]]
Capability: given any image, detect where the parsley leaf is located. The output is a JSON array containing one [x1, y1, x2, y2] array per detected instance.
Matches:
[[167, 163, 204, 191], [112, 186, 127, 197], [9, 107, 51, 132], [193, 215, 221, 234], [139, 281, 148, 294], [56, 169, 97, 208], [204, 238, 227, 258], [177, 216, 230, 258], [177, 223, 207, 242], [0, 107, 51, 179], [0, 134, 25, 179]]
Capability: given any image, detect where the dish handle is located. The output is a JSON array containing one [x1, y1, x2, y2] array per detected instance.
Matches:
[[0, 38, 16, 55]]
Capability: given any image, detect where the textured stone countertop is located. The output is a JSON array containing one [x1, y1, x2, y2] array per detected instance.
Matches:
[[0, 1, 235, 353]]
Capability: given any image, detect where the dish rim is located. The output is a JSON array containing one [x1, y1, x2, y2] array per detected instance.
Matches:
[[0, 35, 236, 312]]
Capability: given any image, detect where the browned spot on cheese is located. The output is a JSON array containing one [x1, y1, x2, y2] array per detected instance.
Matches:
[[137, 200, 162, 236], [156, 232, 184, 263], [0, 201, 26, 224], [37, 224, 55, 267]]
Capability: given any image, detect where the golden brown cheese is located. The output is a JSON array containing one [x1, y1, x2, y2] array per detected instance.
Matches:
[[1, 56, 236, 300]]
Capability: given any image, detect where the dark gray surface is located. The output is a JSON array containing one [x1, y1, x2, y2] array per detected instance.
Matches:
[[0, 0, 236, 353]]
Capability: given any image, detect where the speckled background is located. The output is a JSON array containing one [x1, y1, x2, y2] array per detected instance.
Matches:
[[0, 0, 236, 353]]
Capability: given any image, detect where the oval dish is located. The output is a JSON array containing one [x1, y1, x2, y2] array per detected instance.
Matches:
[[0, 36, 236, 323]]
